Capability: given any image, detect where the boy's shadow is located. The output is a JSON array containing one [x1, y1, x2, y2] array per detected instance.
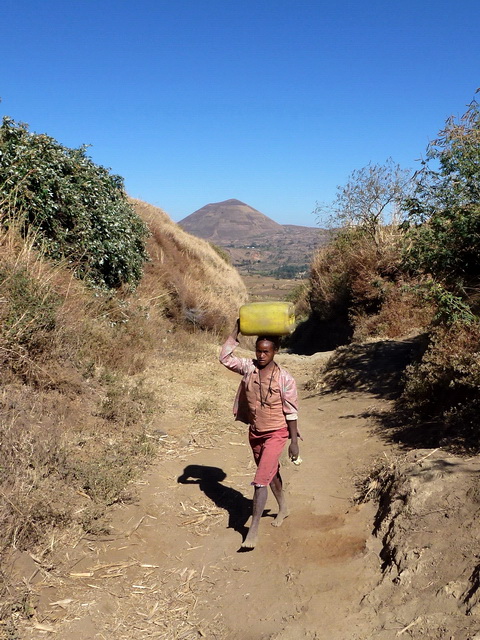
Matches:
[[177, 465, 252, 539]]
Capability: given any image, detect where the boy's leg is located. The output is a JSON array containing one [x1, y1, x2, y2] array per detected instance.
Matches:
[[241, 485, 268, 549], [243, 428, 289, 548], [269, 470, 289, 526]]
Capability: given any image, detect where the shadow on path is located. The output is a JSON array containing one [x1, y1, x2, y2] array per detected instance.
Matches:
[[320, 334, 428, 400], [286, 313, 353, 355], [177, 464, 252, 539]]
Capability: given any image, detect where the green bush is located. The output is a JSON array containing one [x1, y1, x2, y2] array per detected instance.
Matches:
[[403, 100, 480, 304], [398, 99, 480, 446], [0, 117, 149, 289]]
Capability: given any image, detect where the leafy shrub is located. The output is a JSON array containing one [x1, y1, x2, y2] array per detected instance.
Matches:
[[403, 100, 480, 305], [0, 117, 149, 289], [403, 201, 480, 312], [394, 99, 480, 446], [407, 280, 477, 326]]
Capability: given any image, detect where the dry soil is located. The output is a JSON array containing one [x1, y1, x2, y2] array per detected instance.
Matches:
[[8, 341, 480, 639]]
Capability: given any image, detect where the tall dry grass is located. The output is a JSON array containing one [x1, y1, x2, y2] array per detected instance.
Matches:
[[399, 322, 480, 450], [0, 224, 159, 546], [132, 199, 247, 332], [299, 226, 434, 347]]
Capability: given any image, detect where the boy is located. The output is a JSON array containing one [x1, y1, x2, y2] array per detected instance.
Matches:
[[219, 319, 300, 549]]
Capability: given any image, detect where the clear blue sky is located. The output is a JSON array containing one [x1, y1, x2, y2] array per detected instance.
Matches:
[[2, 0, 478, 226]]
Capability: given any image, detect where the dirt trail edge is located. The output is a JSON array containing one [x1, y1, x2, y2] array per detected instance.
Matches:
[[13, 343, 477, 639]]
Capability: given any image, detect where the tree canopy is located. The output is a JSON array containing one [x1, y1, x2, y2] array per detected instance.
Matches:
[[316, 158, 412, 245], [0, 117, 149, 289], [403, 99, 480, 301]]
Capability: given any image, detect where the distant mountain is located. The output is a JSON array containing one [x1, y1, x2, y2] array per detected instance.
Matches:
[[179, 199, 282, 244], [178, 198, 329, 276]]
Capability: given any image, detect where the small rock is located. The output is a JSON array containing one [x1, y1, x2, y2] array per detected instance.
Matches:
[[441, 581, 466, 600]]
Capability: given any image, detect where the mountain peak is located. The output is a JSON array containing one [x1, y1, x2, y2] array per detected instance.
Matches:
[[219, 198, 247, 206], [179, 199, 282, 243]]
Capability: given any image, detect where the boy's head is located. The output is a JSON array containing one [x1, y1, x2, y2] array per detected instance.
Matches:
[[255, 335, 279, 369]]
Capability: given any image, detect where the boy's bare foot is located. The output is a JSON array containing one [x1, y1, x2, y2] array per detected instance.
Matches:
[[271, 508, 289, 527], [241, 530, 258, 549]]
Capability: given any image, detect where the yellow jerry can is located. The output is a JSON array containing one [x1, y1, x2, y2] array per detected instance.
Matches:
[[239, 301, 295, 336]]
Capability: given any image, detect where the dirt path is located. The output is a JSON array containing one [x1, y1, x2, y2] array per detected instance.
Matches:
[[15, 348, 395, 639]]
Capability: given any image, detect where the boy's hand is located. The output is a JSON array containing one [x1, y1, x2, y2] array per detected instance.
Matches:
[[231, 318, 241, 339], [288, 442, 299, 461]]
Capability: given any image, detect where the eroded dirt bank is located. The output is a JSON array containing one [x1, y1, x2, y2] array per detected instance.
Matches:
[[358, 449, 480, 639], [7, 340, 480, 639]]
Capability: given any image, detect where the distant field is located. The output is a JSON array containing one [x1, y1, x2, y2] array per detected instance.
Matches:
[[242, 274, 305, 301]]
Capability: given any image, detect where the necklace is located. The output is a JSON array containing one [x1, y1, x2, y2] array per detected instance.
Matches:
[[258, 363, 277, 408]]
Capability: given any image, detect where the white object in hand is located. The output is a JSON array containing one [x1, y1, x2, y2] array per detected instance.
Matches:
[[291, 456, 303, 466]]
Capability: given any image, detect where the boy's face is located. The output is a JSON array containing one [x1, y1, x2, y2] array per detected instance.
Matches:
[[255, 340, 277, 369]]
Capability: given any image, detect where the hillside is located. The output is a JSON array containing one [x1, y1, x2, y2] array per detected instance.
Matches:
[[179, 199, 329, 276], [132, 199, 247, 330]]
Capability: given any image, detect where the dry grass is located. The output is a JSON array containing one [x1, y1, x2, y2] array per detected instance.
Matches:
[[352, 280, 435, 340], [400, 322, 480, 450], [302, 226, 434, 345], [7, 554, 228, 640], [133, 199, 247, 332]]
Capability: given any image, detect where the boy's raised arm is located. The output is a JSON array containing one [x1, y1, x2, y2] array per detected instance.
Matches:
[[230, 318, 240, 341], [219, 319, 249, 374]]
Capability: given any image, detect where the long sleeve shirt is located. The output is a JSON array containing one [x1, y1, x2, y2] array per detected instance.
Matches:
[[219, 336, 298, 429]]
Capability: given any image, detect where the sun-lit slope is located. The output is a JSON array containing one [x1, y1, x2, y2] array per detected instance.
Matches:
[[132, 199, 248, 331]]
